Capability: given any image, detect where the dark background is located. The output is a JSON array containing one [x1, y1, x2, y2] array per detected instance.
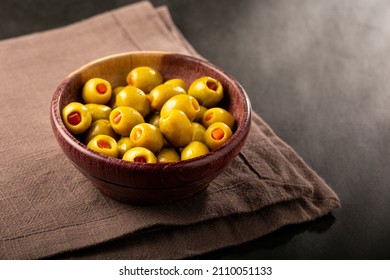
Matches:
[[2, 0, 389, 259]]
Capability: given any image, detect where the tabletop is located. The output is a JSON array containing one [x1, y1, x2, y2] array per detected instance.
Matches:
[[1, 0, 389, 259]]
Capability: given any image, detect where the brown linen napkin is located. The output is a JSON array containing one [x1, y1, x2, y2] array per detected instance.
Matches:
[[0, 1, 340, 259]]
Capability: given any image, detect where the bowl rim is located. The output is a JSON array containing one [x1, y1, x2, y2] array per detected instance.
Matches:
[[51, 51, 252, 172]]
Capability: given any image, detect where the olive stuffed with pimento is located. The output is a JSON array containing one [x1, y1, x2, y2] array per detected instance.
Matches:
[[61, 66, 235, 163]]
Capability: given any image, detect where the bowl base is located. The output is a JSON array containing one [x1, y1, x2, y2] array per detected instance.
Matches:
[[82, 172, 209, 205]]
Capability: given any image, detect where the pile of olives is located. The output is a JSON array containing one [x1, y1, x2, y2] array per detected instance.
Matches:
[[62, 66, 235, 163]]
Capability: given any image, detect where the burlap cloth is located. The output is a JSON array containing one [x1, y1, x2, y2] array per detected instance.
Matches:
[[0, 1, 340, 259]]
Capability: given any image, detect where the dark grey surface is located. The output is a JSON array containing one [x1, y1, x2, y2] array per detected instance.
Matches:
[[2, 0, 389, 259]]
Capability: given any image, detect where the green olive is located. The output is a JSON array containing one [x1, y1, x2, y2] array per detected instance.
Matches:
[[194, 105, 208, 123], [126, 66, 163, 93], [148, 113, 160, 127], [204, 122, 233, 150], [188, 76, 223, 108], [116, 85, 150, 117], [117, 137, 134, 158], [87, 135, 118, 158], [191, 122, 206, 143], [159, 109, 193, 148], [85, 103, 112, 121], [160, 94, 200, 122], [202, 107, 235, 130], [164, 78, 189, 92], [181, 141, 209, 160], [157, 148, 180, 163], [108, 86, 125, 108], [62, 102, 92, 135], [109, 106, 144, 136], [122, 147, 157, 163], [83, 119, 118, 144], [149, 84, 186, 111], [130, 123, 164, 153], [82, 78, 112, 104]]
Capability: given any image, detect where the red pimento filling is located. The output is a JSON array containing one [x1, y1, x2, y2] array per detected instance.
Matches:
[[133, 129, 142, 140], [134, 156, 147, 163], [211, 128, 224, 140], [96, 83, 107, 94], [97, 139, 111, 149], [128, 76, 134, 86], [205, 112, 214, 121], [206, 80, 218, 91], [67, 112, 81, 126], [113, 112, 122, 124]]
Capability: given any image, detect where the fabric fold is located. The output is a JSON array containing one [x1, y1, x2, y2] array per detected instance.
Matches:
[[0, 1, 340, 260]]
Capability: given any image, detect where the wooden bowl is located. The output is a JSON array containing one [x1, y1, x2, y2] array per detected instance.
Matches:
[[50, 51, 251, 205]]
